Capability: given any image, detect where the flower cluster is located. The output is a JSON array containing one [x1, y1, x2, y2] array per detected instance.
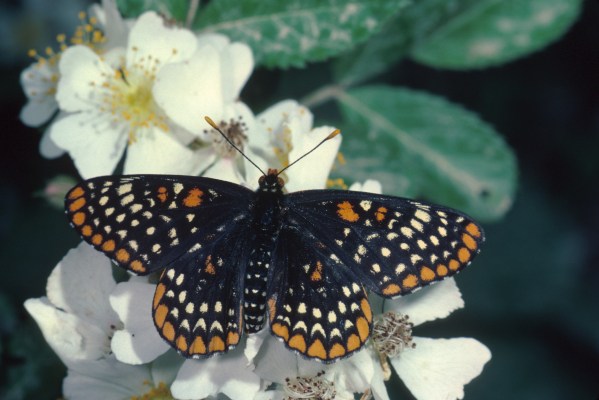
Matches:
[[23, 2, 490, 399]]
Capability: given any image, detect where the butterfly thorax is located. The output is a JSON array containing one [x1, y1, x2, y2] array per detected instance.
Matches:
[[243, 169, 286, 332]]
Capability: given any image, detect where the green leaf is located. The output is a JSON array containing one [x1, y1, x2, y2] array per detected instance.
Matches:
[[194, 0, 408, 68], [410, 0, 583, 69], [334, 0, 480, 85], [335, 85, 517, 221], [116, 0, 189, 21]]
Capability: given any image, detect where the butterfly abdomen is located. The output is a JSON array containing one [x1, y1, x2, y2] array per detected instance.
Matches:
[[243, 187, 284, 332]]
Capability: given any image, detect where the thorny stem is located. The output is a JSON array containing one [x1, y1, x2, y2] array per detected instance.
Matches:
[[186, 0, 200, 28]]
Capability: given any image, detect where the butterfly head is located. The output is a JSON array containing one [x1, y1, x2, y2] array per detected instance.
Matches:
[[258, 169, 285, 193]]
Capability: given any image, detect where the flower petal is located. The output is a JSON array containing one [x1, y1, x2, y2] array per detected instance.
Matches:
[[63, 358, 152, 400], [154, 43, 224, 134], [19, 62, 59, 126], [24, 298, 108, 362], [384, 278, 464, 327], [56, 45, 114, 112], [171, 350, 260, 400], [49, 112, 127, 179], [390, 337, 491, 400], [126, 12, 196, 69], [109, 281, 170, 364], [39, 125, 65, 159], [371, 360, 391, 400], [46, 242, 119, 331], [123, 127, 206, 175], [285, 125, 341, 192], [331, 349, 374, 394], [349, 179, 382, 194], [20, 97, 57, 127]]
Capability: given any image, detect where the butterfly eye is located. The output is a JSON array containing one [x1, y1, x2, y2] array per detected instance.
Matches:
[[277, 177, 285, 188], [259, 176, 265, 186]]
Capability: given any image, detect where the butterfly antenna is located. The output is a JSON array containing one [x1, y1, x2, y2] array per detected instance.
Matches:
[[204, 116, 267, 176], [277, 129, 341, 176]]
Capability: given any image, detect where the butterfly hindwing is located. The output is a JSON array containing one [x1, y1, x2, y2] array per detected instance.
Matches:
[[65, 175, 253, 275], [267, 225, 373, 363], [285, 190, 484, 298], [152, 219, 251, 358]]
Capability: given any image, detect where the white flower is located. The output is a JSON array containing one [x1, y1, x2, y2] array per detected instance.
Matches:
[[20, 0, 128, 159], [247, 100, 341, 191], [48, 11, 202, 179], [371, 279, 491, 400], [24, 242, 184, 399], [24, 242, 120, 363]]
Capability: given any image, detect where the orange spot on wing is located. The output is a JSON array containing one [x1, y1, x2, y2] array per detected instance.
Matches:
[[375, 206, 387, 222], [69, 197, 86, 212], [162, 321, 175, 341], [449, 259, 460, 271], [208, 336, 225, 352], [462, 233, 477, 250], [466, 222, 481, 238], [183, 188, 203, 207], [360, 298, 372, 323], [154, 304, 168, 327], [337, 201, 359, 222], [271, 322, 289, 341], [91, 233, 103, 246], [307, 339, 327, 360], [382, 283, 401, 296], [81, 225, 93, 237], [436, 264, 448, 276], [458, 247, 471, 263], [176, 335, 188, 352], [402, 274, 418, 289], [329, 343, 346, 359], [204, 255, 216, 275], [102, 240, 115, 252], [420, 266, 436, 282], [68, 186, 85, 199], [226, 331, 240, 346], [288, 334, 307, 353], [310, 261, 323, 282], [356, 317, 370, 342], [191, 336, 207, 354], [347, 334, 361, 351], [153, 283, 166, 309], [130, 260, 146, 273], [157, 186, 168, 203], [72, 212, 86, 226], [116, 248, 130, 263]]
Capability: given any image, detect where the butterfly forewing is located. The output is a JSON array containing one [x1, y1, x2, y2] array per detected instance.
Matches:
[[65, 175, 253, 275], [285, 190, 484, 298]]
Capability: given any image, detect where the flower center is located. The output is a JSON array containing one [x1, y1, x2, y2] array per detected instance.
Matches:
[[131, 381, 173, 400], [100, 62, 169, 142], [283, 371, 336, 400], [372, 312, 415, 358], [202, 116, 248, 157]]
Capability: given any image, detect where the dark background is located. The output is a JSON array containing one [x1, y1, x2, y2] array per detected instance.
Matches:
[[0, 1, 598, 398]]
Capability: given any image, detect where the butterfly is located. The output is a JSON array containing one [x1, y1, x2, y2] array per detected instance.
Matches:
[[64, 119, 484, 363]]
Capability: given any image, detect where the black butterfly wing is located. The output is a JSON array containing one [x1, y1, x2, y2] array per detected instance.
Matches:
[[265, 189, 484, 363], [65, 175, 254, 357], [284, 189, 484, 298], [267, 223, 373, 363]]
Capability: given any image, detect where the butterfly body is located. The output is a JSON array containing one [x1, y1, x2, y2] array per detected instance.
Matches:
[[65, 170, 484, 363]]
